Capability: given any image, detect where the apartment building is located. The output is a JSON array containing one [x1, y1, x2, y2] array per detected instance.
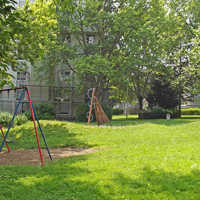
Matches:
[[16, 0, 35, 7], [1, 0, 101, 120]]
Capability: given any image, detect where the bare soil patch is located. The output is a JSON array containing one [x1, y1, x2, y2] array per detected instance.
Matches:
[[0, 147, 97, 166]]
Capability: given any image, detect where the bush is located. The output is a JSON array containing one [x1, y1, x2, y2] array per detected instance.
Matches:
[[181, 107, 200, 115], [102, 104, 113, 120], [75, 104, 95, 122], [75, 103, 112, 122], [112, 108, 123, 115], [151, 106, 170, 114], [0, 112, 12, 127], [141, 106, 179, 119], [0, 112, 28, 127], [25, 103, 55, 120], [15, 114, 28, 125], [37, 103, 55, 116], [24, 110, 32, 120]]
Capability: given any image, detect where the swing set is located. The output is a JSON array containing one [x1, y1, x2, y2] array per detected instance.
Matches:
[[0, 86, 52, 166]]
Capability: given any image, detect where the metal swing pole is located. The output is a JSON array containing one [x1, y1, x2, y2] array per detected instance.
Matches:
[[25, 88, 45, 166], [32, 103, 53, 161], [0, 89, 25, 152], [0, 125, 11, 152]]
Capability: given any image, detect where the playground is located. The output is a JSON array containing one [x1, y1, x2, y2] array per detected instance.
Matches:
[[0, 147, 96, 166], [0, 87, 108, 166], [0, 115, 200, 199], [1, 88, 200, 199]]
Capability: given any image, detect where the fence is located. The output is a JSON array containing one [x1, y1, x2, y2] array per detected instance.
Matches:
[[0, 85, 84, 119]]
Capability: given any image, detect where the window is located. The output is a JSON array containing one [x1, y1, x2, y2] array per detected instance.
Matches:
[[17, 72, 27, 81], [87, 35, 95, 44]]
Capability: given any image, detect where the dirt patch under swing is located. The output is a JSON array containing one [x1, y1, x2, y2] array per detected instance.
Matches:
[[0, 147, 97, 166]]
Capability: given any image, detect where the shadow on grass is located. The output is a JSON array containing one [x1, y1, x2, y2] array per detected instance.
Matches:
[[1, 157, 200, 200], [113, 167, 200, 199], [0, 155, 113, 200], [7, 122, 94, 150]]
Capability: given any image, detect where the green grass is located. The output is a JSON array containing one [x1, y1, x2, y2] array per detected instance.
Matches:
[[1, 116, 200, 199]]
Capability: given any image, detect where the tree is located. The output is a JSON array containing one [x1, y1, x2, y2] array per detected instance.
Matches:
[[16, 0, 75, 100], [146, 76, 179, 110], [112, 0, 169, 110], [162, 0, 200, 116], [0, 0, 25, 87], [55, 0, 123, 103], [0, 0, 74, 88]]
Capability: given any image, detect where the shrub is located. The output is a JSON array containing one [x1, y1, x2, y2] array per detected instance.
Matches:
[[75, 104, 95, 122], [37, 103, 55, 116], [15, 114, 28, 125], [0, 112, 29, 127], [112, 108, 123, 115], [102, 104, 113, 120], [151, 106, 169, 114], [24, 110, 32, 120], [75, 103, 112, 122], [141, 106, 179, 119], [25, 103, 55, 120], [0, 112, 12, 127], [181, 107, 200, 115]]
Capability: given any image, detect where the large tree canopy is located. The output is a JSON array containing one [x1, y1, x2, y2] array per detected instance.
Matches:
[[0, 0, 24, 87], [0, 0, 74, 87], [2, 0, 200, 111]]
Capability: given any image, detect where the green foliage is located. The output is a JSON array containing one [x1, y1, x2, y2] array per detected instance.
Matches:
[[15, 114, 28, 126], [0, 112, 28, 127], [146, 77, 179, 110], [24, 110, 32, 120], [0, 112, 12, 127], [150, 106, 169, 114], [25, 103, 55, 120], [75, 104, 94, 122], [141, 106, 179, 119], [102, 104, 113, 121], [75, 103, 112, 122], [0, 0, 25, 86], [112, 108, 123, 115], [181, 107, 200, 115]]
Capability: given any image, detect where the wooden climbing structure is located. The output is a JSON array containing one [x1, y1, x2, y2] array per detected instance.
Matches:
[[87, 88, 111, 126]]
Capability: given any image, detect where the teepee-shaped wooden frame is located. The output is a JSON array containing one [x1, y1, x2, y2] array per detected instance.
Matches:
[[88, 88, 111, 126]]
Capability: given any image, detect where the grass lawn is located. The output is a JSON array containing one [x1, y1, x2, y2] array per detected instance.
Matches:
[[1, 115, 200, 199]]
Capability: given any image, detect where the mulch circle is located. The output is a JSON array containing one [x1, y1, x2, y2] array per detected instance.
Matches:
[[0, 147, 96, 166]]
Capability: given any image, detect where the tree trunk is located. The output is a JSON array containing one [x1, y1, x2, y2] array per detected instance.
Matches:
[[178, 88, 182, 118], [138, 96, 143, 110]]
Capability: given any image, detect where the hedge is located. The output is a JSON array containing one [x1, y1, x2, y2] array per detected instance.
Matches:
[[181, 107, 200, 115], [0, 112, 28, 127]]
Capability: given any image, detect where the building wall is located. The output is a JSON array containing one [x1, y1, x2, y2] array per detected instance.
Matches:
[[16, 0, 35, 7]]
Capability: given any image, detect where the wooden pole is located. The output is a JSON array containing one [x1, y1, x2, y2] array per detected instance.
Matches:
[[88, 88, 95, 124]]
